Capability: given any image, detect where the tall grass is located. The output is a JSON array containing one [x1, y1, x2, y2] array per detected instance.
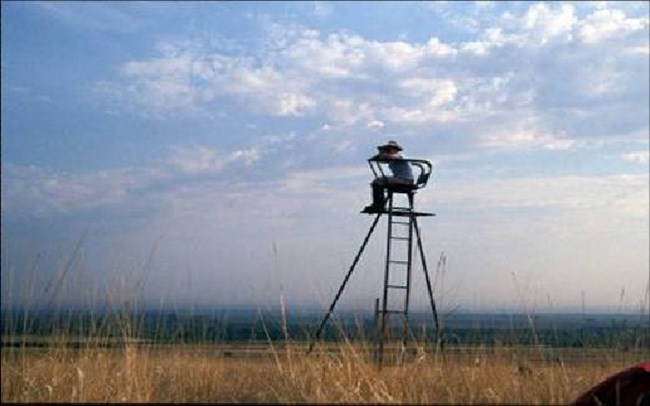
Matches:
[[2, 294, 647, 405], [2, 246, 648, 403], [2, 337, 645, 403]]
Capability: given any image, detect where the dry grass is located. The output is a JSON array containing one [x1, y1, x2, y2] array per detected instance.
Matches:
[[2, 340, 645, 404]]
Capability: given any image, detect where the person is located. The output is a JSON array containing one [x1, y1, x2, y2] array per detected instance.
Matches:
[[362, 140, 414, 213]]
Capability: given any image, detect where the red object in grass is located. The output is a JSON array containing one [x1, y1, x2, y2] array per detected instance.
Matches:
[[574, 362, 650, 405]]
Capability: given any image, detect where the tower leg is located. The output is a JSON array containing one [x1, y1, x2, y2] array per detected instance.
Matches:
[[373, 298, 380, 364], [308, 212, 383, 354], [412, 215, 441, 347]]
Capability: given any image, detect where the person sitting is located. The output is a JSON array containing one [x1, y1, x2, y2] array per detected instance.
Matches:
[[362, 140, 414, 213]]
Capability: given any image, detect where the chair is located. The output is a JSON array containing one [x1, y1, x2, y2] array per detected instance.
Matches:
[[367, 157, 433, 194]]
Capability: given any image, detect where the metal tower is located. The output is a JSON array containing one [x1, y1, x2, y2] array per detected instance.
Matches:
[[308, 157, 440, 367]]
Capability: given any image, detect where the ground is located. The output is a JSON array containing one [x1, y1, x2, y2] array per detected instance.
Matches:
[[2, 341, 645, 403]]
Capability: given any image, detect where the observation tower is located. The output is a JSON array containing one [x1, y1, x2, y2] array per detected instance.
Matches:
[[308, 155, 440, 367]]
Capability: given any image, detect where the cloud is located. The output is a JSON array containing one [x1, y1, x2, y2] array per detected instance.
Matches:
[[434, 173, 649, 220], [521, 3, 576, 46], [6, 143, 648, 228], [95, 2, 648, 157], [97, 38, 317, 118], [4, 1, 649, 311], [33, 2, 142, 33], [578, 8, 649, 44], [311, 1, 333, 18], [367, 120, 384, 130], [621, 150, 650, 164], [476, 115, 576, 150], [167, 144, 261, 175], [0, 132, 301, 218], [0, 164, 161, 216], [5, 152, 647, 309], [2, 85, 52, 103], [102, 27, 462, 123]]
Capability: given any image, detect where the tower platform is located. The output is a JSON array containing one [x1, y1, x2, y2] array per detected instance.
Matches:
[[361, 208, 435, 217]]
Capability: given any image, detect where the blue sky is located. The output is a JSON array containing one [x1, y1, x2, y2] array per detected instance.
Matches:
[[2, 1, 649, 313]]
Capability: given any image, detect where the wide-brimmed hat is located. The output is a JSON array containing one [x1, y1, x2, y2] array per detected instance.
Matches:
[[377, 140, 403, 151]]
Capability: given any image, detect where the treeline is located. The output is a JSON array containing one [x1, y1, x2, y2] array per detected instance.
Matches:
[[1, 309, 648, 350]]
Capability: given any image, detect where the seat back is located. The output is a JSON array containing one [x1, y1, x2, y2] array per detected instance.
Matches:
[[368, 158, 433, 192]]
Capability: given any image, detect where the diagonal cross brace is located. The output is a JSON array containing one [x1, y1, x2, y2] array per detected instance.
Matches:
[[307, 212, 383, 353]]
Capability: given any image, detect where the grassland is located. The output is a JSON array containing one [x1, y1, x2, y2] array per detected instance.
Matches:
[[2, 236, 648, 403], [2, 298, 648, 403], [2, 334, 647, 404]]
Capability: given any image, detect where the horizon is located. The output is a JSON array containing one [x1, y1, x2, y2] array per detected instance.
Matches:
[[2, 300, 648, 316]]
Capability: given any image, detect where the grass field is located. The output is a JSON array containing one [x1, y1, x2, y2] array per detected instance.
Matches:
[[2, 269, 648, 403], [2, 336, 646, 403]]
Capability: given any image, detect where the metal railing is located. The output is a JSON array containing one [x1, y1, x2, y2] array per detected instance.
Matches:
[[367, 158, 433, 191]]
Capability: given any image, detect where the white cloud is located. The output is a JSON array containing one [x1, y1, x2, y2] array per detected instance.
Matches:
[[2, 115, 322, 219], [434, 173, 649, 220], [33, 2, 141, 33], [522, 3, 576, 45], [7, 143, 647, 225], [280, 165, 366, 192], [578, 8, 649, 44], [621, 150, 650, 164], [311, 2, 333, 18], [477, 115, 576, 150], [96, 2, 648, 154], [624, 45, 650, 55], [399, 78, 457, 107], [474, 1, 494, 9], [6, 154, 647, 309], [1, 140, 270, 216], [5, 1, 650, 311], [167, 145, 229, 175], [367, 120, 384, 130], [95, 56, 208, 118], [0, 164, 165, 216]]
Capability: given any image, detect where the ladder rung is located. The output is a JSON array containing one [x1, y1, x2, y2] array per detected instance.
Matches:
[[389, 260, 409, 265], [392, 221, 410, 225], [390, 236, 409, 241], [387, 284, 408, 289]]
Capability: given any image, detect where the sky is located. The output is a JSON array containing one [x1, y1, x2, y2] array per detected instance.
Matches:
[[1, 1, 649, 314]]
